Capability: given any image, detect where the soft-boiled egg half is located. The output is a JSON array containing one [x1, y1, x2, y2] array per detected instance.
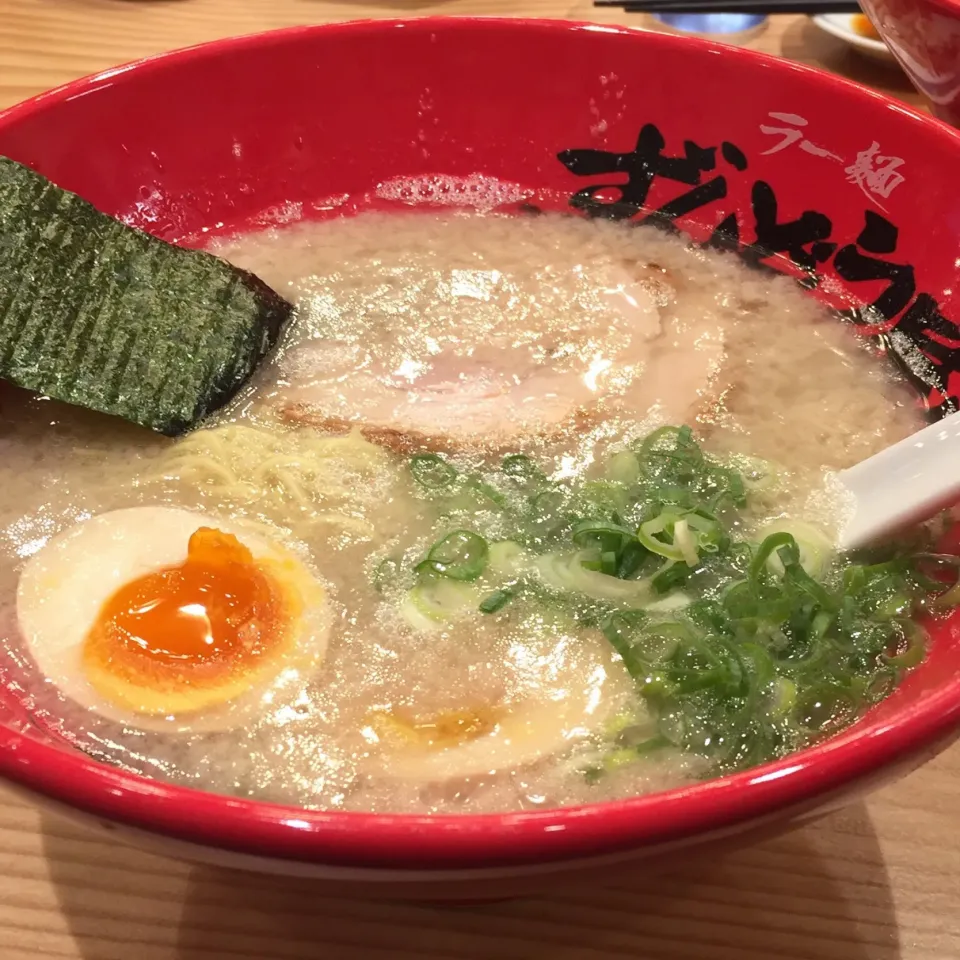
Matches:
[[366, 629, 634, 782], [16, 506, 330, 732]]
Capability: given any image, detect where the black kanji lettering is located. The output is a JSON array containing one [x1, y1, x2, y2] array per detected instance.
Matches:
[[557, 123, 719, 221], [639, 141, 751, 229], [896, 293, 960, 365], [704, 212, 741, 253], [640, 139, 751, 229], [721, 142, 748, 172], [833, 211, 915, 322], [748, 181, 836, 271], [641, 178, 729, 229]]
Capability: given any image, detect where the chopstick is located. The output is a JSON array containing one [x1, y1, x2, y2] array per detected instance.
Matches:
[[596, 0, 861, 12]]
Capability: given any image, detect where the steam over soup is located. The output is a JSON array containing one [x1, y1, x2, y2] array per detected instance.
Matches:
[[0, 210, 945, 814]]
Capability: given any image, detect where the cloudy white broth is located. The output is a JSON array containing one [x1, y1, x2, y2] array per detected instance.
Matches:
[[0, 209, 937, 814]]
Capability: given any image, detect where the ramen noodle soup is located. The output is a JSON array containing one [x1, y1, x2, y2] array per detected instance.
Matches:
[[0, 210, 939, 814]]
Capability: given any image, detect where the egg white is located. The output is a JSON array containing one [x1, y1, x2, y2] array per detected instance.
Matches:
[[16, 506, 331, 734]]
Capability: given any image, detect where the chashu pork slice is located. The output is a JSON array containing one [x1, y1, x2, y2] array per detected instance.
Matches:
[[277, 263, 725, 453]]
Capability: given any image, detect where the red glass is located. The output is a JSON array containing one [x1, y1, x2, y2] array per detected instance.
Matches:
[[860, 0, 960, 127]]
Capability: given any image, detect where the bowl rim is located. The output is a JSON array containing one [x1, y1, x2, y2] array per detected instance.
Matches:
[[3, 15, 960, 872]]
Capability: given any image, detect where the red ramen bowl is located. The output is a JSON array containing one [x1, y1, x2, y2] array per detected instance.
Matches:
[[2, 18, 960, 897], [859, 0, 960, 127]]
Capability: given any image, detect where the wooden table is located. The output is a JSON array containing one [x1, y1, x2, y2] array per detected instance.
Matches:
[[0, 3, 955, 959]]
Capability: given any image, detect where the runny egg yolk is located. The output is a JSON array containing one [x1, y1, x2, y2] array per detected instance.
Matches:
[[374, 707, 503, 750], [82, 528, 296, 715]]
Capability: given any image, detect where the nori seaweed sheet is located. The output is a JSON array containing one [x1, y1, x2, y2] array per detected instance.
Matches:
[[0, 156, 292, 435]]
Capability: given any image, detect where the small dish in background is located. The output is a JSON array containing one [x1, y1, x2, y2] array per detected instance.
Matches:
[[812, 12, 896, 63]]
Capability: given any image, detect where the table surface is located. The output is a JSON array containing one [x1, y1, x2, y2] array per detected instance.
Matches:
[[0, 3, 956, 959]]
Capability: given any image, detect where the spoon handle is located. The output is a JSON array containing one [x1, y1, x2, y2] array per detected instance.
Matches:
[[837, 409, 960, 551]]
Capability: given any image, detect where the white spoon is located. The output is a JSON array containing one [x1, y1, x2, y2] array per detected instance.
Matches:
[[836, 409, 960, 552]]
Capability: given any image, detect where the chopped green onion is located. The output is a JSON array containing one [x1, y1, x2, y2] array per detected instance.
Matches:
[[479, 587, 515, 614], [410, 453, 458, 489], [759, 519, 833, 578], [673, 518, 699, 566], [465, 475, 507, 506], [419, 530, 490, 581], [637, 425, 687, 458], [487, 540, 530, 578], [373, 557, 399, 593], [607, 449, 641, 485], [600, 611, 649, 680], [404, 579, 479, 624], [390, 422, 933, 779], [616, 540, 649, 580], [749, 532, 796, 581], [884, 623, 927, 669], [638, 511, 686, 562], [501, 454, 546, 482], [537, 551, 652, 605], [571, 519, 636, 550], [651, 560, 692, 594], [531, 487, 566, 513]]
